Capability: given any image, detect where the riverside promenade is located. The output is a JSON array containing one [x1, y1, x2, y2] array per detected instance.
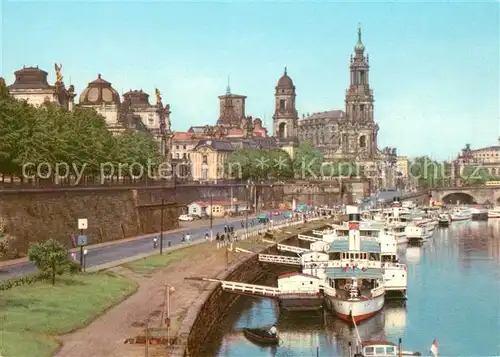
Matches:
[[0, 211, 289, 280], [53, 218, 327, 357]]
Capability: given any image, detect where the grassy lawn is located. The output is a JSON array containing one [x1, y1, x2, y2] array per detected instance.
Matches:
[[0, 272, 137, 357], [124, 244, 202, 274]]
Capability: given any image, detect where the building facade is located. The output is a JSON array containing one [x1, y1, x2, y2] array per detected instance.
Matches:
[[271, 26, 397, 189], [4, 65, 173, 164], [6, 66, 76, 110], [292, 26, 393, 164], [456, 140, 500, 177], [171, 83, 281, 181]]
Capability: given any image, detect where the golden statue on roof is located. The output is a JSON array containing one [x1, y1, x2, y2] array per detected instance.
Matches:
[[155, 88, 162, 106], [54, 63, 63, 84]]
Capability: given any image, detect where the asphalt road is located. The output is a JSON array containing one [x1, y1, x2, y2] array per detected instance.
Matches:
[[0, 212, 288, 281]]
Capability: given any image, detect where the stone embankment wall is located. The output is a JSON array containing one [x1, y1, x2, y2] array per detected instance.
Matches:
[[0, 189, 179, 257], [170, 253, 267, 357]]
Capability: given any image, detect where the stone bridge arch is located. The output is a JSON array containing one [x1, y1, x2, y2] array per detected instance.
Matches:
[[441, 192, 477, 204]]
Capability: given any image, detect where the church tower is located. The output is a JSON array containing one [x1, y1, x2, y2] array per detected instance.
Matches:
[[273, 67, 298, 139], [343, 25, 378, 158]]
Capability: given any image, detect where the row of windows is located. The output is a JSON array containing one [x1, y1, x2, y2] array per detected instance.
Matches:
[[364, 346, 395, 355], [341, 252, 370, 260], [173, 153, 191, 159]]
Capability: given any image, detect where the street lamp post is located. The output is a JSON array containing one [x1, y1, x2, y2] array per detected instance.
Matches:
[[164, 284, 175, 346], [210, 191, 213, 240]]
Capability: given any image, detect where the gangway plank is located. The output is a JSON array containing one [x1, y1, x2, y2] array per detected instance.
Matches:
[[184, 276, 280, 298], [277, 244, 309, 254], [298, 234, 322, 242], [258, 254, 301, 265]]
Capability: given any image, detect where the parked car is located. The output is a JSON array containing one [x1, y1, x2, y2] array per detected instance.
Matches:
[[178, 214, 194, 221]]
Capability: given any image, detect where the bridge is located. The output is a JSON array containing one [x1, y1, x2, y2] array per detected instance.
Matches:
[[430, 186, 500, 204]]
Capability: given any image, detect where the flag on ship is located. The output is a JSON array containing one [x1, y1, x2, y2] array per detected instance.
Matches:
[[349, 222, 359, 230], [430, 338, 438, 357]]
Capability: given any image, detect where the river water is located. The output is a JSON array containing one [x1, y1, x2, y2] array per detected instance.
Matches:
[[206, 221, 500, 357]]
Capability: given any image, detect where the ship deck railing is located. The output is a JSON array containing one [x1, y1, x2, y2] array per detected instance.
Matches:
[[277, 244, 309, 254], [258, 254, 301, 266]]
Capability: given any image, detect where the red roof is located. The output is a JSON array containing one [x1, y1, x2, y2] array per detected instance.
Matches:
[[191, 201, 208, 207]]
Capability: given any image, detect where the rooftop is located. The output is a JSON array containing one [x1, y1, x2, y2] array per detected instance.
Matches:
[[300, 110, 345, 123], [328, 239, 381, 253]]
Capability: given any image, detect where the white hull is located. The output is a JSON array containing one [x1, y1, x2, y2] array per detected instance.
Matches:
[[488, 210, 500, 219], [326, 293, 385, 323], [451, 214, 472, 221]]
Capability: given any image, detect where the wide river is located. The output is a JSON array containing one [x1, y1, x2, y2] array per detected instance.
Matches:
[[205, 220, 500, 357]]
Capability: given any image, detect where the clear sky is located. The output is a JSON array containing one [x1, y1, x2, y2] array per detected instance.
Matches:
[[1, 0, 498, 160]]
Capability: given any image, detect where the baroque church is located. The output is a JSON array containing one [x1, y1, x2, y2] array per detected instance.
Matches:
[[2, 65, 173, 164], [272, 26, 397, 166]]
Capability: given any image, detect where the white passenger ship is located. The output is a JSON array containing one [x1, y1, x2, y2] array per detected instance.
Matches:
[[321, 208, 386, 323]]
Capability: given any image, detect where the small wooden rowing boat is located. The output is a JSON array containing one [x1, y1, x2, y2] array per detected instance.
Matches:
[[243, 328, 279, 346]]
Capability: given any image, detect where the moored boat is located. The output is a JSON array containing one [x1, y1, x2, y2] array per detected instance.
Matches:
[[404, 225, 430, 245], [277, 272, 324, 311], [353, 338, 421, 357], [242, 328, 279, 346], [450, 207, 472, 221], [437, 213, 451, 227], [323, 207, 386, 324], [488, 206, 500, 219]]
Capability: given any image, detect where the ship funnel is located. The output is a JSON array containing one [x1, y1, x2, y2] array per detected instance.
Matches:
[[392, 197, 401, 218], [346, 205, 361, 222], [347, 205, 361, 251]]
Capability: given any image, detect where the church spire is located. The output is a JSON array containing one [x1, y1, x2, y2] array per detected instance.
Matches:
[[226, 76, 231, 95], [355, 23, 365, 53], [284, 66, 287, 75]]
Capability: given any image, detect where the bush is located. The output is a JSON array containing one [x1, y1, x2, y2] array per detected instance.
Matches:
[[28, 239, 76, 285], [0, 217, 18, 259]]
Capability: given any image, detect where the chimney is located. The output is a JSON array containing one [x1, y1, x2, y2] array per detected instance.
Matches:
[[347, 205, 361, 251]]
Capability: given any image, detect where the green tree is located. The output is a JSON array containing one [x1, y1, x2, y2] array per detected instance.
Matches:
[[293, 142, 323, 179], [0, 92, 162, 183], [461, 165, 492, 185], [28, 238, 77, 285], [267, 149, 293, 179], [409, 156, 450, 188]]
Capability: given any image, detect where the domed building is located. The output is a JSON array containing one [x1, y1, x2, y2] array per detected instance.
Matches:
[[79, 74, 123, 132], [6, 66, 75, 109]]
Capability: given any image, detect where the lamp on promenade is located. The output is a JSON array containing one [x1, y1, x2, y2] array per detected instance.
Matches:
[[210, 191, 213, 240], [163, 283, 175, 346]]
